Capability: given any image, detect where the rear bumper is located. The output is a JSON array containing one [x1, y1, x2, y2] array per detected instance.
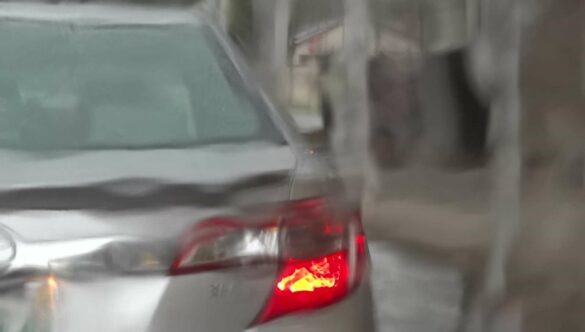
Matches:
[[1, 270, 275, 332], [0, 270, 375, 332], [247, 281, 377, 332]]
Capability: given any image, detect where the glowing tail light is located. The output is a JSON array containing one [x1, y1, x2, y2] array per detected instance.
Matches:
[[254, 200, 367, 324], [277, 254, 344, 293], [257, 251, 349, 323], [169, 198, 368, 325]]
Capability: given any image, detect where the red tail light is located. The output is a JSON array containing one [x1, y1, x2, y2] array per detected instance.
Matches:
[[254, 200, 367, 324], [256, 251, 349, 323], [169, 198, 368, 324]]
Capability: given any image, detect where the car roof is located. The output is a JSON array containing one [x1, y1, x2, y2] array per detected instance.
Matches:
[[0, 2, 201, 26]]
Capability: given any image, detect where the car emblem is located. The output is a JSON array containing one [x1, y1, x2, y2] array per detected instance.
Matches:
[[0, 228, 15, 272]]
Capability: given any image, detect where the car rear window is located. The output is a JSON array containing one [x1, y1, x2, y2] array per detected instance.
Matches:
[[0, 21, 284, 150]]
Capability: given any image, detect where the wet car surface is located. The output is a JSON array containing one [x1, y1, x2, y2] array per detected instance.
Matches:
[[0, 3, 375, 332]]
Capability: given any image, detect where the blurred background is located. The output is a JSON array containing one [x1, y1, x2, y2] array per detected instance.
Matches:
[[198, 0, 585, 331]]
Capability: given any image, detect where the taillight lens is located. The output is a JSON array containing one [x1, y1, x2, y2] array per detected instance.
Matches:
[[169, 198, 368, 324], [170, 218, 279, 275], [256, 251, 349, 323], [255, 199, 366, 324]]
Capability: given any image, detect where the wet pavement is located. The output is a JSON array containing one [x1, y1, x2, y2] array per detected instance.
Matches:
[[369, 241, 464, 332]]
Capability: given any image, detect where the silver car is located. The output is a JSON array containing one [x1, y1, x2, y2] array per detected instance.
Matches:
[[0, 3, 375, 332]]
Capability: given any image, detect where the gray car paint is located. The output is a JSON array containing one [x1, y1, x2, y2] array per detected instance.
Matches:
[[0, 3, 375, 332]]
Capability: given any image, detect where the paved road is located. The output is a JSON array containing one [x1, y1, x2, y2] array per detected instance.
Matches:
[[369, 241, 464, 332]]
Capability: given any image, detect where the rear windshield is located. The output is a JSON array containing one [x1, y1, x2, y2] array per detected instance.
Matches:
[[0, 21, 283, 150]]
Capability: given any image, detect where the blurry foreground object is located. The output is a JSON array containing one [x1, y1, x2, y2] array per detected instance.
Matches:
[[358, 0, 585, 331], [506, 0, 585, 331]]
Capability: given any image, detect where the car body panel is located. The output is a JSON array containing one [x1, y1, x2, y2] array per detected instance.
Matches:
[[0, 147, 292, 332], [0, 2, 199, 25], [0, 144, 296, 192], [248, 281, 376, 332]]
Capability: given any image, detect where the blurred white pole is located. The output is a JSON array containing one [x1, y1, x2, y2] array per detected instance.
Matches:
[[465, 0, 524, 331], [337, 0, 372, 197], [272, 0, 291, 102], [251, 0, 290, 103], [209, 0, 225, 29], [273, 0, 290, 72]]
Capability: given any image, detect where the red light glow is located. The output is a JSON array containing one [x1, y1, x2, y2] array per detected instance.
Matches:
[[256, 251, 349, 323], [277, 255, 339, 293], [356, 234, 366, 255]]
